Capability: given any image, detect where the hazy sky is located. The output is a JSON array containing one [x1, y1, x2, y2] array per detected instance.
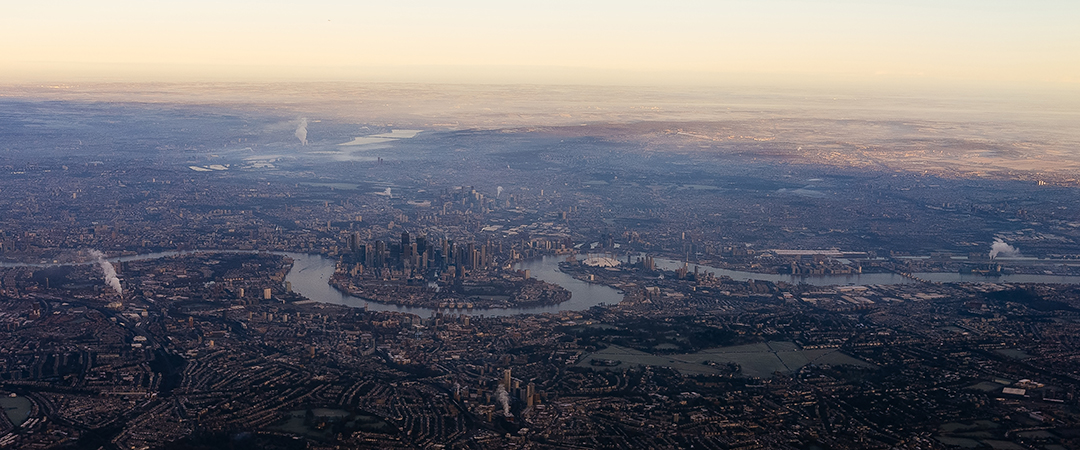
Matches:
[[3, 0, 1078, 88]]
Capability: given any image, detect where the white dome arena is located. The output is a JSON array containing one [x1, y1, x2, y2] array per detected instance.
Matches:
[[582, 256, 620, 267]]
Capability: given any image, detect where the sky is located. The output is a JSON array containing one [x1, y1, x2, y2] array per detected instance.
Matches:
[[2, 0, 1078, 88]]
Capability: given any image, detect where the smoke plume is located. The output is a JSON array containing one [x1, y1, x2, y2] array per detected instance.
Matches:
[[496, 186, 503, 199], [295, 118, 308, 146], [495, 385, 512, 417], [89, 250, 122, 295], [989, 239, 1019, 260]]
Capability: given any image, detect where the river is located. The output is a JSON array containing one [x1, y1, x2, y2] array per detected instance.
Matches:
[[285, 253, 624, 317], [652, 258, 915, 285], [6, 251, 1080, 317], [651, 257, 1080, 286], [5, 250, 622, 316]]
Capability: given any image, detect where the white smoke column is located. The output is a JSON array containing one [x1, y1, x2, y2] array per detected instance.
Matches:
[[495, 385, 512, 417], [989, 239, 1019, 260], [496, 186, 503, 199], [295, 118, 308, 146], [89, 250, 122, 295]]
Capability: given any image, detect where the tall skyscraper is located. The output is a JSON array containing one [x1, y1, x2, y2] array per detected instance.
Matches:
[[416, 235, 427, 257], [375, 240, 386, 267], [348, 232, 361, 253]]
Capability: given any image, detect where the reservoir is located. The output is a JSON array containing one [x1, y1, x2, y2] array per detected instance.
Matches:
[[0, 394, 31, 426]]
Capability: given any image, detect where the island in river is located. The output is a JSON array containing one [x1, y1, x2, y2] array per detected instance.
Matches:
[[328, 265, 570, 309]]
